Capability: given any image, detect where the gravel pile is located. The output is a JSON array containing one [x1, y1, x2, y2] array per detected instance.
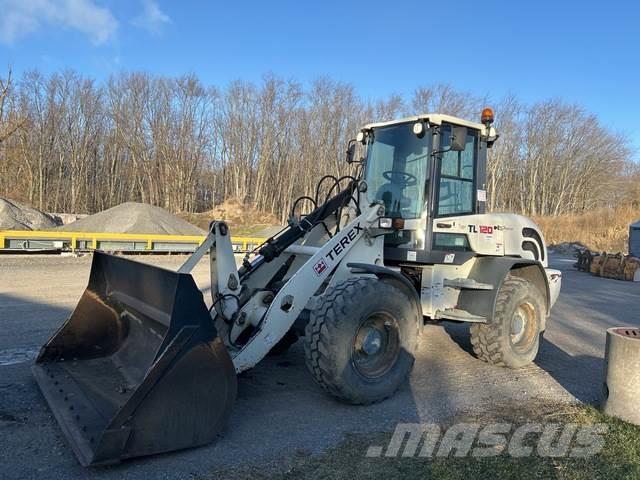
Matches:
[[0, 198, 60, 230], [50, 213, 88, 225], [58, 202, 205, 235], [548, 242, 588, 255]]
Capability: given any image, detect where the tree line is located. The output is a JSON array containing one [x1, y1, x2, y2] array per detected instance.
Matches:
[[0, 69, 635, 222]]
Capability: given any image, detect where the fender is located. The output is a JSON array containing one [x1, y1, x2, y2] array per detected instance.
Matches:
[[347, 262, 423, 333], [456, 257, 551, 329]]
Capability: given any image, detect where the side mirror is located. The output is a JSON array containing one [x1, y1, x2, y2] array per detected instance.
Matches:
[[450, 126, 468, 152], [346, 139, 356, 163]]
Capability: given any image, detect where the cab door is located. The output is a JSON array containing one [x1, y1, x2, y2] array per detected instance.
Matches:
[[434, 124, 479, 219]]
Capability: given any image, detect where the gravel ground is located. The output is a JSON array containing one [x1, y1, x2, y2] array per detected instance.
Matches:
[[1, 254, 638, 479]]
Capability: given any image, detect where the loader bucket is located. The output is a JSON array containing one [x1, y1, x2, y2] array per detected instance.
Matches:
[[32, 251, 237, 466]]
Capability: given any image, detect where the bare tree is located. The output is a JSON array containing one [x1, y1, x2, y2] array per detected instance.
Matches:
[[0, 68, 635, 224]]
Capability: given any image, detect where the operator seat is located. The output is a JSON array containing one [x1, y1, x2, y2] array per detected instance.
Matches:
[[376, 178, 406, 217]]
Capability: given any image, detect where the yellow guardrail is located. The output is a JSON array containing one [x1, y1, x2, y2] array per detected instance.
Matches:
[[0, 230, 267, 253]]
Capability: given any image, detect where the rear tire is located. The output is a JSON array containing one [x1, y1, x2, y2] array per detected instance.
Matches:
[[470, 274, 545, 368], [304, 277, 419, 404]]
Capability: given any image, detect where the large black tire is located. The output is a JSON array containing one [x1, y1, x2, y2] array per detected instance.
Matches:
[[470, 274, 545, 368], [304, 277, 419, 404]]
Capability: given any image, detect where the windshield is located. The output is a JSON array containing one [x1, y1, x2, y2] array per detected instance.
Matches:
[[364, 123, 430, 219]]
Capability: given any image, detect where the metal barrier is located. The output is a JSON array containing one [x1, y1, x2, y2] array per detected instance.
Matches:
[[0, 230, 266, 253]]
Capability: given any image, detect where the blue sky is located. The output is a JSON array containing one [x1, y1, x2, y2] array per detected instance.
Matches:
[[1, 0, 639, 157]]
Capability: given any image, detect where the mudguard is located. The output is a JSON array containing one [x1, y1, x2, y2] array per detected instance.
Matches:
[[456, 257, 552, 328]]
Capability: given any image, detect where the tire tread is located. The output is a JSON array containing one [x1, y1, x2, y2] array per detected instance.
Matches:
[[469, 274, 540, 368], [304, 277, 416, 404]]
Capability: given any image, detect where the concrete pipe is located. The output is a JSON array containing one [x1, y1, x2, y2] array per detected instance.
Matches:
[[601, 327, 640, 425]]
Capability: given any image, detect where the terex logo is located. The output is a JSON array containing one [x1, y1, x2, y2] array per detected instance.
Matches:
[[313, 259, 328, 276], [325, 222, 363, 261]]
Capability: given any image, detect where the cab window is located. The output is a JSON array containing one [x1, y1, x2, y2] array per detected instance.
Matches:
[[365, 123, 431, 219], [436, 125, 477, 216]]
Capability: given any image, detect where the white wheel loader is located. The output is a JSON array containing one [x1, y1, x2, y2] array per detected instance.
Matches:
[[33, 109, 561, 466]]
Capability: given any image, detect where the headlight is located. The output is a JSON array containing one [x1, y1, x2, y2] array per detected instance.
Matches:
[[379, 218, 393, 229], [412, 121, 425, 137]]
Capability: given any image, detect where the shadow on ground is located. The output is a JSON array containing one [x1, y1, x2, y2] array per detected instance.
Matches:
[[536, 340, 603, 404], [442, 319, 604, 405], [1, 293, 419, 480]]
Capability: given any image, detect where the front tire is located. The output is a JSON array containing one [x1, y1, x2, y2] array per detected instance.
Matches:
[[470, 274, 545, 368], [304, 277, 419, 404]]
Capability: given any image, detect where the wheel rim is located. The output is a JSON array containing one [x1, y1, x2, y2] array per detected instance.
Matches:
[[352, 312, 400, 378], [509, 301, 538, 352]]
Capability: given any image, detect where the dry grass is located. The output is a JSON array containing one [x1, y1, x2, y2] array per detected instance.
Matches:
[[179, 198, 280, 236], [534, 206, 640, 253], [208, 403, 640, 480]]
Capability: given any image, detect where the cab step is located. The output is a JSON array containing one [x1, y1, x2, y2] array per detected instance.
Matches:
[[443, 278, 493, 290], [437, 308, 487, 323]]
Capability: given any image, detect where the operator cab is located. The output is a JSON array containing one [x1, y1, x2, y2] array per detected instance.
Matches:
[[359, 111, 497, 264]]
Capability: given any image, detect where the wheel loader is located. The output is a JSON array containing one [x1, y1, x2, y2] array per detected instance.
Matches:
[[33, 108, 561, 466]]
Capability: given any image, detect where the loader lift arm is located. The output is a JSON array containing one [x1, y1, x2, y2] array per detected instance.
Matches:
[[173, 181, 384, 373], [230, 203, 384, 372]]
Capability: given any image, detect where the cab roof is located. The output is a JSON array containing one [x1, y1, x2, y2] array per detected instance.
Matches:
[[362, 113, 485, 132]]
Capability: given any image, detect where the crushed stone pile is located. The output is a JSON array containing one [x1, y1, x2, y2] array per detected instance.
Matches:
[[0, 198, 60, 230], [50, 213, 88, 226], [59, 202, 205, 235]]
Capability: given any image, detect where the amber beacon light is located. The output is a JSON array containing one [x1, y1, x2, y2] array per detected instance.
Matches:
[[481, 107, 495, 126]]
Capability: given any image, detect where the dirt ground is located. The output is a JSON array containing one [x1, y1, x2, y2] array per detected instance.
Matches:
[[1, 254, 638, 479]]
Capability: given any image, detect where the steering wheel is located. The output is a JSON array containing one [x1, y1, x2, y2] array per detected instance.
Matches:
[[383, 170, 417, 187]]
